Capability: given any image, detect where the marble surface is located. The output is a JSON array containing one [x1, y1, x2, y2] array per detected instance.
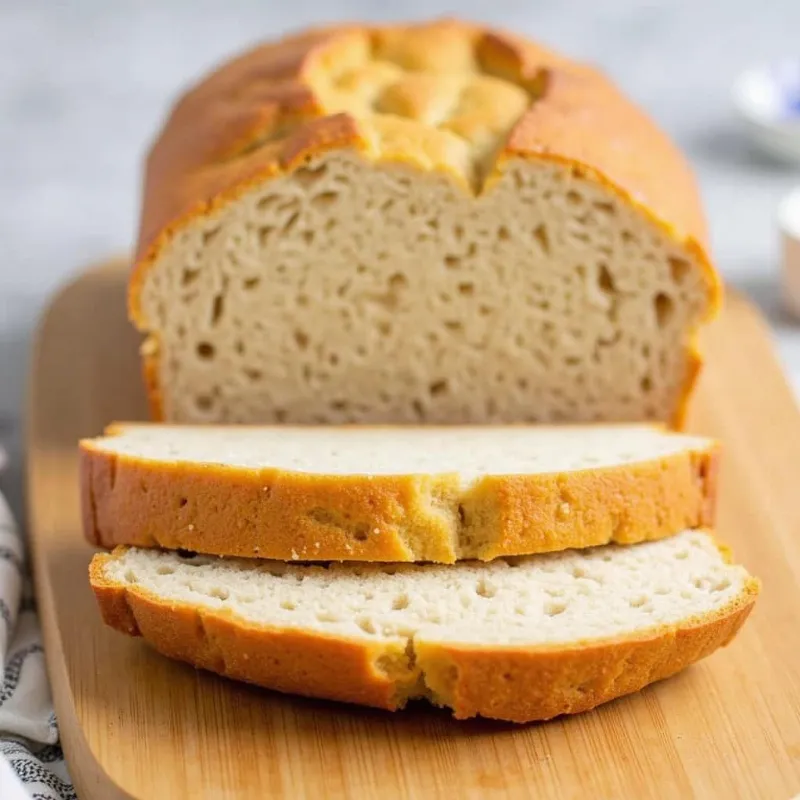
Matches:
[[2, 0, 800, 516]]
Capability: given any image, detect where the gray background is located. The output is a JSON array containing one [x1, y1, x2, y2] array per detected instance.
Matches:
[[2, 0, 800, 517]]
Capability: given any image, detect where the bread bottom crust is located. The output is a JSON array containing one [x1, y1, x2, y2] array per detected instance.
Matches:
[[89, 552, 758, 723]]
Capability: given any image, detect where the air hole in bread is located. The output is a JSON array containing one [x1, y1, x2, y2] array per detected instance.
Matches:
[[593, 200, 615, 216], [181, 268, 200, 287], [243, 277, 260, 291], [572, 566, 587, 579], [392, 594, 409, 611], [196, 342, 215, 360], [675, 550, 689, 560], [475, 578, 497, 598], [211, 295, 224, 325], [498, 226, 510, 241], [244, 367, 263, 381], [316, 611, 340, 623], [655, 293, 674, 328], [532, 223, 550, 254], [280, 600, 297, 611], [629, 595, 648, 608], [294, 330, 309, 350], [641, 375, 653, 392], [444, 254, 460, 269], [669, 256, 691, 283], [353, 526, 369, 542], [598, 264, 615, 295], [258, 226, 274, 248], [429, 379, 448, 398], [458, 282, 474, 296], [545, 601, 567, 616], [202, 227, 220, 246], [358, 617, 377, 635], [195, 395, 214, 412], [284, 211, 300, 234], [209, 587, 229, 601], [388, 272, 408, 290], [256, 194, 279, 212], [124, 569, 137, 583], [311, 191, 338, 211]]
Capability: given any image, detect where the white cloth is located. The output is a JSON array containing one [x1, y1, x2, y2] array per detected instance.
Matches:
[[0, 488, 74, 799]]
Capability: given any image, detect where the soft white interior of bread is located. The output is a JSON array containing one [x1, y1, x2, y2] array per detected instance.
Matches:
[[139, 153, 711, 425], [106, 531, 746, 646], [93, 424, 709, 480]]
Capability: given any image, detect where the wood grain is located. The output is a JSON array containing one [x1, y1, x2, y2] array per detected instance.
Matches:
[[26, 261, 800, 799]]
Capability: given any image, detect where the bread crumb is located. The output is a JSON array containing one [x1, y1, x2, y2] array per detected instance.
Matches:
[[373, 528, 380, 535], [188, 524, 195, 531], [291, 549, 299, 560]]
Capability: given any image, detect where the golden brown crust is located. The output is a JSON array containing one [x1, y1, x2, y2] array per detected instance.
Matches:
[[79, 424, 720, 563], [128, 18, 720, 428], [89, 553, 404, 710], [89, 551, 759, 723], [417, 585, 757, 721]]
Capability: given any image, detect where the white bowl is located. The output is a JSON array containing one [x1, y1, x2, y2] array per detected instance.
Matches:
[[732, 59, 800, 163]]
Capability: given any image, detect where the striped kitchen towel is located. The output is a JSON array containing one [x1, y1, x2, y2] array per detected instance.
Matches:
[[0, 490, 74, 799]]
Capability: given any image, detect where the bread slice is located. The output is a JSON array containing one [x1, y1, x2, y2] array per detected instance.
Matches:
[[90, 530, 758, 723], [81, 422, 719, 563], [131, 19, 720, 429]]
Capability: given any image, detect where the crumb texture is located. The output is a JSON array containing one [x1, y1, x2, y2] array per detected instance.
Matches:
[[92, 424, 710, 478], [105, 531, 746, 646], [133, 20, 716, 426]]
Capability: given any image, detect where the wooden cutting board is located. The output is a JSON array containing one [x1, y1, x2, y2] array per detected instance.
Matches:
[[26, 259, 800, 800]]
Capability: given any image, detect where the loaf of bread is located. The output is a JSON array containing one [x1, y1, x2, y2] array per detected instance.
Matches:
[[130, 18, 720, 428], [80, 422, 719, 563], [90, 530, 758, 723]]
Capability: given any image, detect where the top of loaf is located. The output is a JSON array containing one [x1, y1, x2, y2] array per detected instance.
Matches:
[[130, 16, 713, 318]]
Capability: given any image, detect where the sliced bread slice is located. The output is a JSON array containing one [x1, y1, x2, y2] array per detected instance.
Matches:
[[80, 423, 719, 563], [90, 530, 758, 724]]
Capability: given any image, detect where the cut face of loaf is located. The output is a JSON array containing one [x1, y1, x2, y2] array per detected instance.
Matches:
[[131, 20, 719, 427], [90, 531, 759, 723], [80, 423, 719, 563]]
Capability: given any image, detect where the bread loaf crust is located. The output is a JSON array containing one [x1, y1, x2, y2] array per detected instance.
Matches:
[[80, 424, 720, 563], [89, 550, 758, 723], [129, 18, 721, 427]]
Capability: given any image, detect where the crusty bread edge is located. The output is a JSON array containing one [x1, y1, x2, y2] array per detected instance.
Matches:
[[78, 424, 721, 563], [89, 546, 760, 723]]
